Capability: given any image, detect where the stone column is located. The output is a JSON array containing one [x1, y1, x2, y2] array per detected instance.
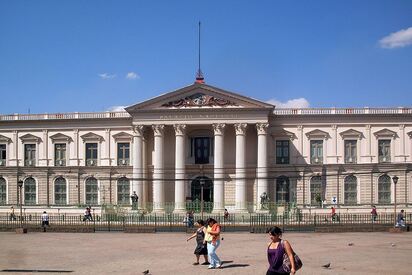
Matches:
[[152, 124, 165, 212], [399, 124, 406, 161], [365, 125, 372, 163], [213, 123, 226, 213], [10, 131, 18, 166], [256, 123, 269, 211], [331, 125, 337, 164], [132, 125, 144, 209], [234, 123, 248, 212], [174, 124, 186, 213]]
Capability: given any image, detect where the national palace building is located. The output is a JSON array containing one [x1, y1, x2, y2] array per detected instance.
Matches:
[[1, 79, 412, 214]]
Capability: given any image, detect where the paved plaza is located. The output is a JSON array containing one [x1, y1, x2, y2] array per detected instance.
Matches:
[[0, 231, 411, 274]]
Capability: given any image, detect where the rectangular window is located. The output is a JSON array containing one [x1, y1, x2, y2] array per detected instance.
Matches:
[[194, 137, 210, 164], [276, 140, 289, 164], [378, 140, 391, 163], [54, 143, 66, 166], [310, 140, 323, 164], [117, 143, 130, 166], [344, 140, 357, 164], [24, 144, 36, 166], [85, 143, 98, 166], [0, 144, 6, 166]]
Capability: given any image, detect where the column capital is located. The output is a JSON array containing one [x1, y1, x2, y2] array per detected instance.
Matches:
[[173, 124, 186, 136], [297, 125, 303, 131], [399, 124, 405, 130], [213, 123, 226, 136], [331, 124, 337, 130], [365, 124, 371, 130], [234, 123, 248, 135], [256, 123, 269, 135], [152, 124, 165, 136], [133, 125, 145, 137]]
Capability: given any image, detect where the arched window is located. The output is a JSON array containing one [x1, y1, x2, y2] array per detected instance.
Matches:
[[117, 177, 130, 205], [344, 175, 357, 205], [85, 177, 98, 205], [378, 175, 391, 204], [0, 177, 6, 204], [54, 177, 67, 205], [310, 176, 322, 205], [276, 177, 290, 203], [24, 177, 36, 205]]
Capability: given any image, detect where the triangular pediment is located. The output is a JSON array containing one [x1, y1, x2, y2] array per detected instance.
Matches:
[[80, 132, 104, 142], [19, 133, 42, 143], [373, 128, 397, 138], [339, 129, 363, 139], [125, 83, 274, 112], [0, 134, 11, 143], [50, 133, 72, 142], [305, 129, 330, 139], [112, 132, 133, 140], [271, 129, 297, 140]]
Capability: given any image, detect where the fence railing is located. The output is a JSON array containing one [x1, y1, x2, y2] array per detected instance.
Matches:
[[1, 212, 409, 232]]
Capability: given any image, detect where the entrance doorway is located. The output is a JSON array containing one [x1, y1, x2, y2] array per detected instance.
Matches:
[[190, 176, 213, 212]]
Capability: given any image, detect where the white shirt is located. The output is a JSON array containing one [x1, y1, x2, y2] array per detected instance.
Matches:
[[41, 213, 49, 222]]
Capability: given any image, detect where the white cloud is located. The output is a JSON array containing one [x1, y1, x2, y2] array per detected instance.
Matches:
[[379, 27, 412, 49], [107, 105, 126, 112], [266, 98, 310, 108], [98, 73, 116, 80], [126, 72, 139, 80]]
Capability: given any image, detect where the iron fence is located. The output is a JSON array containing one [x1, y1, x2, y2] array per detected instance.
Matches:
[[0, 212, 409, 233]]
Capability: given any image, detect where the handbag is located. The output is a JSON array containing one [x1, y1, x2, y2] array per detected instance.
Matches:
[[281, 240, 303, 272]]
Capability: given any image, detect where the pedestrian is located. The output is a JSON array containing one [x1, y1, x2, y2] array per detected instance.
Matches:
[[371, 205, 377, 221], [9, 206, 16, 221], [331, 206, 337, 221], [83, 207, 93, 221], [41, 211, 49, 232], [205, 218, 222, 269], [130, 191, 139, 210], [266, 226, 297, 275], [186, 219, 209, 266], [188, 211, 194, 228], [224, 208, 230, 221], [396, 209, 405, 227]]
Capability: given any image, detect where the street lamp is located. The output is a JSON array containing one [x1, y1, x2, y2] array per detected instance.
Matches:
[[16, 179, 27, 233], [200, 178, 205, 220], [392, 175, 399, 226]]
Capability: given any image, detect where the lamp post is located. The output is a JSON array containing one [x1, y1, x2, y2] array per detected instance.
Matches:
[[392, 175, 399, 226], [200, 178, 205, 220], [16, 179, 27, 234]]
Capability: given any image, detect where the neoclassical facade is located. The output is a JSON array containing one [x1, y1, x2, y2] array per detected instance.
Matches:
[[0, 82, 411, 213]]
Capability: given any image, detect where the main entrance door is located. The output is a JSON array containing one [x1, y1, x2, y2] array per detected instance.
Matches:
[[190, 176, 213, 213]]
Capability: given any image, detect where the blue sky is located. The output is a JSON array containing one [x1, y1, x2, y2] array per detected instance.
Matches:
[[0, 1, 411, 114]]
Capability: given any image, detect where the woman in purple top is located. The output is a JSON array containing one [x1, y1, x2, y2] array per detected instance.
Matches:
[[266, 226, 296, 275]]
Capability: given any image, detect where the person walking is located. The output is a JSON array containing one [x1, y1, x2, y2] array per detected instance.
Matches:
[[41, 211, 49, 232], [331, 206, 337, 221], [371, 205, 378, 221], [205, 218, 222, 269], [186, 219, 209, 265], [266, 226, 296, 275], [396, 209, 406, 227], [9, 206, 16, 221], [224, 209, 230, 222]]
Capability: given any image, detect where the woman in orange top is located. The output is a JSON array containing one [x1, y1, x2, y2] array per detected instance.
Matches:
[[206, 218, 222, 269]]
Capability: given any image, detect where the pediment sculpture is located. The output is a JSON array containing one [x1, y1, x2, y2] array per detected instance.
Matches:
[[161, 93, 238, 108]]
